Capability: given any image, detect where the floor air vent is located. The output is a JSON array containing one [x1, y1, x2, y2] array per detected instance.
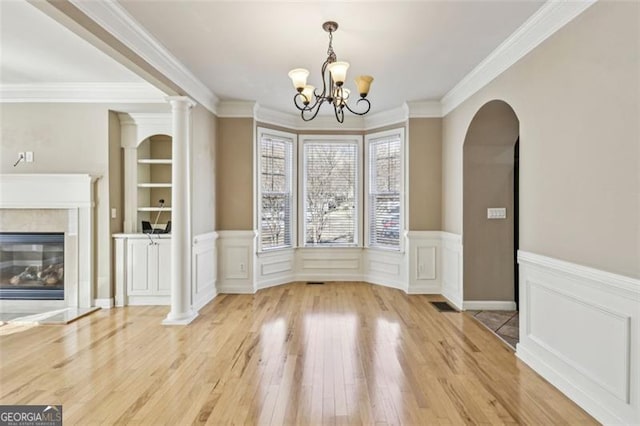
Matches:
[[430, 301, 458, 312], [306, 281, 325, 285]]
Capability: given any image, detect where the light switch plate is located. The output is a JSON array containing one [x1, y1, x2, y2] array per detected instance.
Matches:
[[25, 151, 34, 162], [487, 207, 507, 219]]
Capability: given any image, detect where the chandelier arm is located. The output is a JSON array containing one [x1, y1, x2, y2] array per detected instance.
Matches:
[[301, 102, 325, 122], [333, 104, 345, 123], [293, 93, 311, 111], [343, 97, 372, 116]]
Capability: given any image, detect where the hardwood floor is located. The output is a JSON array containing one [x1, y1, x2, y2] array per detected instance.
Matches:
[[0, 282, 595, 425]]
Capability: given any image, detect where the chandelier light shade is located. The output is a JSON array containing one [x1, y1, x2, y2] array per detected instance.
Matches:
[[288, 21, 373, 123]]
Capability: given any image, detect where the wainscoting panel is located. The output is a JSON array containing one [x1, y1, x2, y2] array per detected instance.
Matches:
[[364, 248, 406, 291], [192, 232, 218, 311], [217, 231, 257, 294], [257, 249, 296, 290], [517, 251, 639, 425], [441, 232, 463, 308], [406, 231, 442, 294], [296, 248, 364, 282]]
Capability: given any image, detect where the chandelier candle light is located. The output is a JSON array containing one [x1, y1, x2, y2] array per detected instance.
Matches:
[[288, 21, 374, 123]]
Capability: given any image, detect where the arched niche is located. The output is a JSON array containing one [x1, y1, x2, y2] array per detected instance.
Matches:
[[462, 100, 520, 306]]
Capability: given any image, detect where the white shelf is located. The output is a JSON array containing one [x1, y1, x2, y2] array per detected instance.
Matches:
[[137, 207, 172, 212], [138, 159, 172, 164], [137, 183, 172, 188]]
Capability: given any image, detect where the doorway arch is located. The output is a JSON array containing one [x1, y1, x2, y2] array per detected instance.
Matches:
[[462, 100, 519, 308]]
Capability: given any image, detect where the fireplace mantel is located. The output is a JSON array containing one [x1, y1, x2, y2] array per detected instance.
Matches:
[[0, 174, 99, 209], [0, 174, 100, 308]]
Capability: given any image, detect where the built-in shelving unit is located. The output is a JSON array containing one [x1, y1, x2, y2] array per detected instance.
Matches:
[[137, 135, 172, 231]]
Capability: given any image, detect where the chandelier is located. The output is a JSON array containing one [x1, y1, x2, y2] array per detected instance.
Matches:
[[288, 21, 373, 123]]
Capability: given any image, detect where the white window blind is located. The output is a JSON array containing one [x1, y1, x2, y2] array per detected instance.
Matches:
[[259, 132, 293, 250], [368, 134, 401, 249], [303, 141, 358, 247]]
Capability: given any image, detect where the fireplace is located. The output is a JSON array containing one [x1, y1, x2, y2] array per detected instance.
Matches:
[[0, 233, 65, 300]]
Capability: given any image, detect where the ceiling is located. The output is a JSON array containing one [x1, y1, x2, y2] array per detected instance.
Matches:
[[1, 0, 546, 116], [118, 0, 545, 114], [0, 0, 143, 83]]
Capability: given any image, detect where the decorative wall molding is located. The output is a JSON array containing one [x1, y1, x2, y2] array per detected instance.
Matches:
[[68, 0, 219, 114], [406, 231, 442, 294], [441, 232, 463, 309], [440, 0, 597, 115], [256, 249, 296, 290], [517, 250, 639, 425], [217, 231, 257, 293], [463, 300, 517, 311], [0, 82, 167, 104], [364, 248, 407, 292], [192, 231, 218, 310], [222, 231, 459, 296]]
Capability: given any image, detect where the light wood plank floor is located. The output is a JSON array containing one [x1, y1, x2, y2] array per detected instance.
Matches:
[[0, 282, 596, 425]]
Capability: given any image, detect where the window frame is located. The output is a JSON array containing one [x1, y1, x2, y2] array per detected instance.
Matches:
[[298, 134, 364, 248], [256, 127, 297, 253], [364, 127, 405, 252]]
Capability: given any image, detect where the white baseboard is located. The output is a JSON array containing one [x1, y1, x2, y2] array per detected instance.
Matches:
[[517, 344, 626, 425], [193, 287, 217, 311], [517, 250, 639, 425], [463, 300, 517, 311], [126, 295, 170, 305], [93, 298, 114, 309], [406, 283, 441, 294]]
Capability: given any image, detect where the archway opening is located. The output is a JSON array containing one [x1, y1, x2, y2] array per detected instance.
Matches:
[[462, 100, 519, 316]]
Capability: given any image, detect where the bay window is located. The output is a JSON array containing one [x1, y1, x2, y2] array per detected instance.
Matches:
[[257, 128, 295, 251]]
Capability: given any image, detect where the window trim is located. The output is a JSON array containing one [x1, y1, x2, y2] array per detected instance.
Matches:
[[256, 127, 297, 253], [298, 134, 364, 248], [364, 127, 405, 252]]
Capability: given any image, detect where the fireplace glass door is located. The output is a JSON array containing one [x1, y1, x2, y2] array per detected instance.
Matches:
[[0, 233, 64, 300]]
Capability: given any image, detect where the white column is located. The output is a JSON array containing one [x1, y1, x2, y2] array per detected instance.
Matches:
[[118, 113, 139, 233], [163, 96, 197, 325]]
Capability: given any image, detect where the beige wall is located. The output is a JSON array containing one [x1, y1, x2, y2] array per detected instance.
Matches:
[[442, 1, 640, 278], [216, 117, 254, 230], [108, 111, 123, 299], [408, 118, 442, 230], [0, 103, 113, 297], [191, 105, 218, 236], [463, 101, 519, 301]]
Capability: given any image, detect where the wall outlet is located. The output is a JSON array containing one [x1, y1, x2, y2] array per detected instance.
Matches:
[[111, 208, 117, 219], [25, 151, 34, 162], [240, 263, 245, 272]]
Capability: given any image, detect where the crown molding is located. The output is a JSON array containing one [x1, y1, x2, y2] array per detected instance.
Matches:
[[68, 0, 218, 114], [217, 101, 257, 118], [364, 104, 409, 129], [0, 82, 166, 103], [440, 0, 597, 116], [406, 101, 442, 118]]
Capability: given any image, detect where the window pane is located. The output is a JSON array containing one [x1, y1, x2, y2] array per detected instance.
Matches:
[[369, 136, 401, 248], [260, 135, 293, 250], [304, 142, 358, 246]]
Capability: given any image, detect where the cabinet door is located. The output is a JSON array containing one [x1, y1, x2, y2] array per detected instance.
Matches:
[[127, 239, 152, 294], [157, 241, 171, 294]]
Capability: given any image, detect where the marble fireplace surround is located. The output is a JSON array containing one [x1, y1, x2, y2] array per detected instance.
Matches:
[[0, 174, 98, 310]]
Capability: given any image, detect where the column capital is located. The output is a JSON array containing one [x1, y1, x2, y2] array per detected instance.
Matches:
[[166, 96, 197, 110]]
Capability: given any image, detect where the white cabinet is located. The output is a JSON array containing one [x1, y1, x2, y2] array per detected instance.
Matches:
[[114, 234, 171, 306]]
